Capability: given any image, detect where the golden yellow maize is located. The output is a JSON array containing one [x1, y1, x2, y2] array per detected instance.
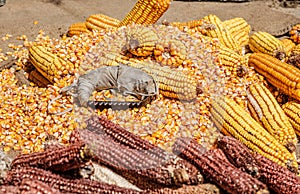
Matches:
[[203, 14, 242, 54], [122, 26, 158, 57], [86, 14, 119, 31], [249, 31, 286, 60], [282, 101, 300, 137], [246, 82, 297, 152], [289, 24, 300, 44], [287, 44, 300, 68], [248, 53, 300, 102], [97, 52, 198, 101], [169, 19, 214, 35], [67, 22, 91, 37], [281, 38, 296, 57], [118, 0, 171, 27], [222, 17, 251, 48], [210, 96, 298, 172], [28, 45, 74, 83]]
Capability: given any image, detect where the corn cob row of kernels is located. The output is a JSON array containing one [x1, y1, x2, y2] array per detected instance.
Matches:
[[86, 14, 119, 31], [281, 38, 296, 58], [222, 17, 251, 49], [249, 31, 286, 60], [203, 14, 242, 54], [246, 82, 297, 152], [122, 26, 159, 57], [27, 69, 51, 87], [282, 101, 300, 137], [248, 53, 300, 102], [19, 179, 62, 194], [118, 0, 171, 27], [210, 96, 298, 172], [290, 24, 300, 44], [67, 22, 91, 37], [147, 184, 220, 194]]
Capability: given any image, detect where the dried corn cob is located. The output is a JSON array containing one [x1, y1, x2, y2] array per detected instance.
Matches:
[[172, 138, 269, 194], [249, 31, 286, 60], [217, 44, 248, 75], [118, 0, 171, 26], [122, 26, 158, 57], [147, 184, 220, 194], [19, 179, 62, 194], [248, 53, 300, 102], [203, 14, 242, 54], [288, 43, 300, 68], [281, 38, 296, 57], [29, 45, 74, 83], [222, 17, 251, 48], [28, 69, 51, 87], [210, 96, 298, 172], [246, 82, 297, 152], [169, 19, 214, 35], [11, 143, 91, 172], [86, 14, 119, 31], [96, 52, 198, 101], [217, 136, 260, 178], [290, 24, 300, 44], [282, 101, 300, 137], [254, 153, 300, 194], [5, 167, 142, 194], [67, 22, 91, 37]]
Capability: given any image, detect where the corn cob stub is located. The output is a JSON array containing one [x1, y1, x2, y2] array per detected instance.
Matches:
[[210, 96, 298, 172], [248, 53, 300, 102], [249, 31, 286, 60], [246, 82, 297, 153]]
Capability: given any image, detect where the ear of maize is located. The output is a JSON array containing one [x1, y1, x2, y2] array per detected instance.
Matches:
[[67, 22, 91, 37], [203, 14, 242, 54], [248, 53, 300, 102], [282, 101, 300, 137], [249, 31, 286, 60], [281, 38, 296, 58], [246, 82, 297, 152], [118, 0, 171, 26], [86, 14, 119, 31], [287, 44, 300, 68], [222, 17, 251, 48], [290, 24, 300, 44], [210, 96, 298, 172]]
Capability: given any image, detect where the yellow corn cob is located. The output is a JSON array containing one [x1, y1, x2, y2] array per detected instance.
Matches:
[[154, 39, 187, 67], [218, 44, 248, 75], [289, 24, 300, 44], [222, 17, 251, 48], [249, 31, 286, 60], [28, 69, 51, 87], [281, 38, 296, 57], [67, 22, 91, 37], [122, 26, 158, 57], [282, 101, 300, 137], [86, 14, 120, 31], [248, 53, 300, 101], [246, 82, 297, 152], [169, 19, 214, 35], [118, 0, 171, 26], [29, 45, 74, 83], [210, 96, 298, 172], [95, 52, 198, 101], [203, 14, 242, 54]]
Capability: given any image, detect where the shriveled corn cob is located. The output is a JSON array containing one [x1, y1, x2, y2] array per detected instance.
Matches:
[[249, 31, 286, 60], [86, 14, 119, 31], [290, 24, 300, 44], [210, 96, 298, 172], [222, 17, 251, 49], [118, 0, 171, 26], [217, 44, 247, 75], [246, 82, 297, 152], [28, 69, 51, 87], [288, 43, 300, 68], [203, 14, 242, 54], [97, 52, 198, 101], [29, 45, 74, 83], [282, 101, 300, 137], [248, 53, 300, 102], [67, 22, 91, 37], [281, 38, 296, 57], [122, 26, 158, 57]]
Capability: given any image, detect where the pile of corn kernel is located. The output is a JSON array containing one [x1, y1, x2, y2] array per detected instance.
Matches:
[[0, 24, 263, 153]]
